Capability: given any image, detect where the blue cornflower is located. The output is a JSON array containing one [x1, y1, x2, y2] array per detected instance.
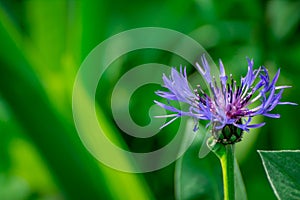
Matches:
[[155, 55, 296, 144]]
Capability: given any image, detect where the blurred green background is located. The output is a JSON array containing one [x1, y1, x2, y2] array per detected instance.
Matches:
[[0, 0, 299, 199]]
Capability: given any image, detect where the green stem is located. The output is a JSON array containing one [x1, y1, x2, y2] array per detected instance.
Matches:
[[220, 145, 235, 200], [207, 138, 235, 200]]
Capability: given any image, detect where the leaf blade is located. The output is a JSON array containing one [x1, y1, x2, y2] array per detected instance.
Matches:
[[258, 150, 300, 200]]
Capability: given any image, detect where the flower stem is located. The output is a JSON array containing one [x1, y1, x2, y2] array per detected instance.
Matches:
[[220, 145, 235, 200], [207, 138, 235, 200]]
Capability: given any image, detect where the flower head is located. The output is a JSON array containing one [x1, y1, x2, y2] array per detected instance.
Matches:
[[155, 55, 296, 144]]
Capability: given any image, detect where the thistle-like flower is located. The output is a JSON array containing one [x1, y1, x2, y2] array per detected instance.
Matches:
[[155, 55, 296, 144]]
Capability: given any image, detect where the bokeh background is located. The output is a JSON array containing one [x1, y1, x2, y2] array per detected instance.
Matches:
[[0, 0, 299, 199]]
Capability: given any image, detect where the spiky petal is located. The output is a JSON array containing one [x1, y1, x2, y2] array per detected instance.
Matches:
[[155, 55, 296, 134]]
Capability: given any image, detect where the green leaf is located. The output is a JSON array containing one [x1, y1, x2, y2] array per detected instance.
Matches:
[[175, 123, 247, 200], [258, 150, 300, 200], [0, 3, 153, 200]]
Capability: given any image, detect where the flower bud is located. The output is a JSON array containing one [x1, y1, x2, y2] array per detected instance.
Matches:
[[212, 120, 243, 145]]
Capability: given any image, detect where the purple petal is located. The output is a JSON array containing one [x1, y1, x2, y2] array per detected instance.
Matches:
[[269, 69, 280, 90], [246, 122, 266, 128], [233, 122, 249, 132], [275, 85, 292, 90], [278, 102, 298, 105], [154, 113, 178, 118], [155, 91, 177, 100], [159, 67, 196, 104], [195, 55, 212, 84], [263, 113, 280, 118], [159, 116, 179, 129], [154, 100, 182, 113], [264, 86, 276, 108]]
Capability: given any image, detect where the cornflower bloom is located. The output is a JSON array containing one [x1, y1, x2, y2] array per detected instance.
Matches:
[[155, 55, 296, 144]]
